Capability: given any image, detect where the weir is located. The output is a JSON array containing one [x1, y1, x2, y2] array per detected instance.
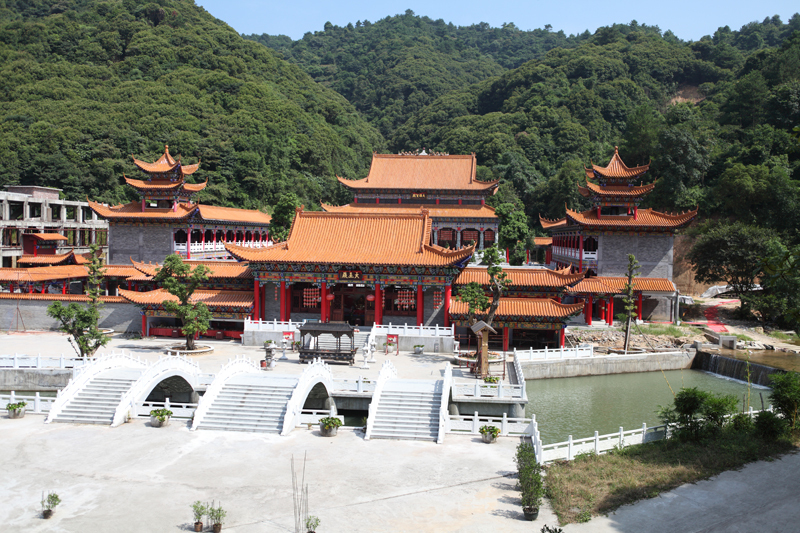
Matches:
[[692, 351, 785, 386]]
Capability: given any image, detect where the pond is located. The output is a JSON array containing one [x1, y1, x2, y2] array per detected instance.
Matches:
[[525, 369, 769, 444]]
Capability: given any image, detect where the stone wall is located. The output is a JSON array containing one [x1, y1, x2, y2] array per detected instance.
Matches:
[[0, 369, 72, 391], [598, 234, 673, 279], [108, 225, 173, 264], [520, 350, 694, 379], [0, 298, 140, 332]]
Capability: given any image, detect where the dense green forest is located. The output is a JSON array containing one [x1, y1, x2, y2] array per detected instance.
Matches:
[[0, 0, 383, 209]]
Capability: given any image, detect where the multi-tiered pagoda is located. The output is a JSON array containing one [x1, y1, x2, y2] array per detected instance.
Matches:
[[90, 146, 271, 264], [540, 147, 697, 279]]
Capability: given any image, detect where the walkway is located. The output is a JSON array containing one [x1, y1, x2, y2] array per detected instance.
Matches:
[[703, 299, 738, 333]]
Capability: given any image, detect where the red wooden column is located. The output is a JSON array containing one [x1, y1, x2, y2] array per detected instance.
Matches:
[[579, 234, 584, 271], [279, 281, 286, 322], [374, 285, 383, 325], [637, 292, 643, 321], [261, 284, 266, 321], [62, 281, 66, 295], [141, 314, 147, 336], [586, 295, 593, 325], [253, 279, 260, 321], [416, 285, 424, 326], [320, 281, 328, 322], [444, 285, 452, 328], [559, 328, 565, 347], [599, 299, 606, 322], [285, 283, 292, 321], [503, 327, 509, 352], [607, 297, 614, 325], [127, 280, 131, 290]]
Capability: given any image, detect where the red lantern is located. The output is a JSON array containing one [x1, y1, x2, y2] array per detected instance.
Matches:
[[366, 294, 375, 302], [326, 294, 335, 301]]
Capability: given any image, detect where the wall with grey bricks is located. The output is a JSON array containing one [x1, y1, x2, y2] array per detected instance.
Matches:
[[0, 299, 140, 332], [598, 234, 673, 279], [108, 225, 173, 264]]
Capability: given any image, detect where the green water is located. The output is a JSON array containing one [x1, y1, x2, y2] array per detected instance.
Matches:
[[526, 370, 768, 444]]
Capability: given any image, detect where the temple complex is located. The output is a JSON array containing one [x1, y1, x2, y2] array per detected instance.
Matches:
[[540, 147, 697, 279], [326, 152, 500, 249], [89, 146, 272, 264]]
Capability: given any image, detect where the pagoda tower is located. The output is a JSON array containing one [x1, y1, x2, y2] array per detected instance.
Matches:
[[540, 147, 697, 279], [125, 145, 207, 210]]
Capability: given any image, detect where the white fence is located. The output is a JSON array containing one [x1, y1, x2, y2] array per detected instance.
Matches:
[[452, 381, 526, 400], [0, 354, 95, 370], [136, 399, 198, 419], [372, 323, 454, 337], [552, 247, 597, 261], [538, 406, 773, 464], [513, 345, 594, 361], [0, 391, 57, 414], [332, 377, 376, 394], [445, 411, 534, 437], [297, 410, 344, 427], [244, 318, 306, 332]]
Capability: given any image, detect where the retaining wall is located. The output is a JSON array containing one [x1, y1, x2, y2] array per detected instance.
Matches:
[[520, 350, 694, 380], [0, 369, 72, 391], [0, 297, 140, 332]]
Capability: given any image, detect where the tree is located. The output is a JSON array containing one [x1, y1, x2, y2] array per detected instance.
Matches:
[[687, 222, 781, 314], [270, 192, 302, 242], [47, 244, 110, 358], [152, 254, 212, 350], [769, 371, 800, 429], [494, 202, 529, 265], [622, 254, 640, 353]]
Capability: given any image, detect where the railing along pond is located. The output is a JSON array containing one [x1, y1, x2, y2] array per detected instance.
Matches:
[[0, 354, 95, 369], [0, 391, 56, 413], [137, 399, 198, 419], [445, 411, 534, 437]]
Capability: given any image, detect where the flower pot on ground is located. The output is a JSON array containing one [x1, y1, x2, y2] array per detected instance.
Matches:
[[207, 502, 226, 532], [191, 501, 207, 532], [306, 515, 320, 533], [149, 408, 173, 427], [41, 491, 60, 519], [516, 442, 544, 522], [319, 416, 342, 437], [522, 506, 539, 521], [413, 345, 424, 354], [7, 401, 27, 419], [480, 424, 500, 443]]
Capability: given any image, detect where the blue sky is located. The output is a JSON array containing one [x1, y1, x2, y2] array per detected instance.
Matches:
[[196, 0, 798, 40]]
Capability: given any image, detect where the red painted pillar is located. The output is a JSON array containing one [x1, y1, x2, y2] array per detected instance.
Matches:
[[253, 279, 260, 321], [33, 244, 37, 257], [398, 198, 401, 204], [526, 249, 530, 263], [444, 285, 452, 328], [554, 296, 561, 303], [503, 327, 509, 352], [416, 285, 424, 326], [62, 281, 66, 295], [279, 281, 286, 322], [634, 206, 638, 220], [586, 295, 593, 325], [637, 292, 643, 321], [127, 280, 131, 291], [187, 229, 191, 260], [141, 314, 147, 336], [320, 281, 328, 322], [375, 285, 383, 325], [141, 199, 145, 212], [579, 234, 584, 272], [28, 283, 33, 294], [41, 283, 45, 294], [600, 299, 606, 322], [376, 197, 380, 204], [596, 206, 601, 219], [559, 328, 565, 348], [285, 283, 292, 321], [607, 297, 614, 325], [506, 248, 509, 263]]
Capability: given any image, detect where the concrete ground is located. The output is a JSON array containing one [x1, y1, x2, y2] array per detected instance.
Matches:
[[2, 415, 799, 533], [0, 331, 486, 384]]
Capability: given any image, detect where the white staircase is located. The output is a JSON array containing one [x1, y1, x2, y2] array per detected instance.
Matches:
[[50, 368, 143, 425], [194, 374, 298, 433], [369, 379, 442, 441]]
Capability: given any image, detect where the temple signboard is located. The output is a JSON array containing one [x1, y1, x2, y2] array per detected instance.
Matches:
[[338, 269, 363, 281]]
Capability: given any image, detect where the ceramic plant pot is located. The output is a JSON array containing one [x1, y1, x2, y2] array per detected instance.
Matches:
[[150, 415, 170, 427], [523, 507, 539, 521], [320, 425, 338, 437], [482, 433, 497, 444], [8, 408, 25, 419]]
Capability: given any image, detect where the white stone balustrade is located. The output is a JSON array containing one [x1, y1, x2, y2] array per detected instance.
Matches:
[[0, 354, 95, 369], [0, 391, 57, 414]]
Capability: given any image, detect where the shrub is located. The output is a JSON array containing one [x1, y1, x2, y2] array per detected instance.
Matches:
[[659, 387, 737, 440], [319, 416, 342, 429], [483, 376, 499, 383], [191, 501, 207, 523], [769, 371, 800, 428], [730, 412, 754, 433], [515, 443, 544, 509], [479, 425, 500, 438], [150, 408, 173, 422], [754, 411, 788, 440], [6, 401, 27, 411]]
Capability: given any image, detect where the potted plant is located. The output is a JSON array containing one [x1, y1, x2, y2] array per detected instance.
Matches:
[[208, 502, 226, 533], [292, 340, 301, 351], [306, 515, 320, 533], [515, 443, 544, 521], [150, 408, 173, 427], [483, 376, 499, 384], [413, 344, 424, 354], [319, 416, 342, 437], [479, 424, 500, 443], [41, 491, 60, 519], [191, 501, 207, 532], [6, 400, 27, 419]]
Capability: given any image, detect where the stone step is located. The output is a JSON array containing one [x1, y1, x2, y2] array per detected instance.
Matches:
[[196, 423, 282, 433]]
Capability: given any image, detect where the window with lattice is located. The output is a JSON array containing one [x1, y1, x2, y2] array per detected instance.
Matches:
[[462, 230, 479, 244], [484, 229, 495, 244], [439, 229, 454, 241]]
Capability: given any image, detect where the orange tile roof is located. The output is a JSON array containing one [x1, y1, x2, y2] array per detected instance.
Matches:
[[32, 233, 67, 241], [565, 207, 698, 229], [130, 259, 253, 279], [103, 265, 138, 277], [119, 288, 254, 309], [585, 147, 650, 180], [0, 268, 36, 282], [450, 297, 584, 318], [226, 208, 474, 267], [568, 276, 676, 294], [338, 153, 498, 192], [0, 293, 125, 303], [0, 265, 90, 282], [197, 205, 271, 225], [539, 215, 568, 230], [131, 145, 200, 176], [89, 200, 197, 220], [578, 180, 656, 198], [17, 252, 78, 266], [124, 177, 207, 193], [455, 267, 584, 287], [532, 237, 552, 246], [320, 202, 498, 220]]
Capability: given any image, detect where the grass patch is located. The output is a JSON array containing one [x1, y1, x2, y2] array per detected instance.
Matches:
[[544, 430, 799, 525], [734, 333, 754, 341], [769, 331, 800, 343], [632, 324, 703, 338]]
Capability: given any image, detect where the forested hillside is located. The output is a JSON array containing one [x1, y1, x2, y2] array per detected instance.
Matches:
[[0, 0, 383, 208]]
